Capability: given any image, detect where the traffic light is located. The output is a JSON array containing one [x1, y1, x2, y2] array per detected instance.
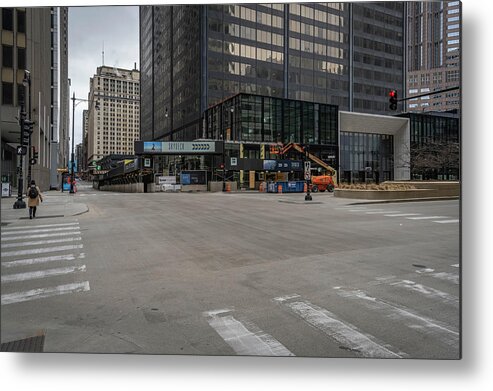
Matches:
[[389, 90, 398, 111], [21, 120, 34, 146]]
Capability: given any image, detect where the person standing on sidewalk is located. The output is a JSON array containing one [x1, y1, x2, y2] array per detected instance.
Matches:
[[27, 180, 43, 219]]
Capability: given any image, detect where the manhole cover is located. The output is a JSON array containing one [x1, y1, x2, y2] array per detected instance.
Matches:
[[1, 335, 45, 352]]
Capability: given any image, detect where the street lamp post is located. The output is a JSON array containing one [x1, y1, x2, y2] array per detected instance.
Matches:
[[23, 71, 32, 187], [13, 100, 27, 209], [70, 92, 99, 194]]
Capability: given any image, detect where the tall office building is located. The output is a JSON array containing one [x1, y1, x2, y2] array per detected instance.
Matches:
[[86, 65, 140, 165], [140, 2, 405, 142], [406, 1, 461, 112], [1, 7, 68, 191]]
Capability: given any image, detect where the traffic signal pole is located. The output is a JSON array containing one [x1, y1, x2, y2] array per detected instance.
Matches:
[[13, 102, 27, 209]]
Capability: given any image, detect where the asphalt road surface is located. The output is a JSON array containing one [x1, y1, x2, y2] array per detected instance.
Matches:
[[1, 185, 460, 358]]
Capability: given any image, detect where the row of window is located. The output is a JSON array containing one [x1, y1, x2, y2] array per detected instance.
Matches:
[[2, 8, 26, 33], [2, 45, 26, 69], [289, 20, 344, 42]]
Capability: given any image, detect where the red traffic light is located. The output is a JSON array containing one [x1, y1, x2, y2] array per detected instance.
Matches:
[[388, 90, 398, 110], [389, 90, 396, 98]]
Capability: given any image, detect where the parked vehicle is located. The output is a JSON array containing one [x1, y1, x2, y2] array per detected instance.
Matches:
[[310, 175, 335, 192]]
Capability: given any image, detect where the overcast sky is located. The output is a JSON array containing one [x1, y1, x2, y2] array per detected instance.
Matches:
[[69, 5, 139, 146]]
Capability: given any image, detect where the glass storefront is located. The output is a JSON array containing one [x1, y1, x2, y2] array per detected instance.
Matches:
[[340, 132, 393, 184]]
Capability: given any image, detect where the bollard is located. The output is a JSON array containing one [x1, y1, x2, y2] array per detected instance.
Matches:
[[226, 182, 231, 192]]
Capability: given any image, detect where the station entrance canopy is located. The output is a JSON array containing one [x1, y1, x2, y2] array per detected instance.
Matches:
[[134, 141, 223, 155]]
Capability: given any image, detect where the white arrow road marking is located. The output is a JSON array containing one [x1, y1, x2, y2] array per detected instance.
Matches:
[[1, 231, 82, 241], [384, 213, 421, 217], [405, 216, 449, 220], [433, 219, 459, 224], [375, 278, 459, 307], [204, 309, 294, 357], [415, 269, 459, 285], [2, 265, 86, 283], [274, 294, 403, 358], [1, 226, 80, 236], [1, 253, 85, 268], [1, 222, 79, 231], [1, 281, 90, 305], [334, 288, 459, 348], [2, 244, 84, 257], [1, 237, 82, 248]]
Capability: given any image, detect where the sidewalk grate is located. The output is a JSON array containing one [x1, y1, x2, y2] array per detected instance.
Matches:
[[1, 335, 45, 352]]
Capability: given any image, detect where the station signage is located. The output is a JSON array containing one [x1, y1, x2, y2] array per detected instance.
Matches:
[[135, 141, 220, 155]]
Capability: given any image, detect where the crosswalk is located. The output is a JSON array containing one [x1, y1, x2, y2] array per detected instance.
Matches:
[[203, 265, 460, 358], [1, 219, 90, 306], [336, 205, 459, 224]]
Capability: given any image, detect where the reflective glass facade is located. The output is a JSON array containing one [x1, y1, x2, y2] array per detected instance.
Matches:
[[139, 3, 404, 143], [340, 132, 394, 183]]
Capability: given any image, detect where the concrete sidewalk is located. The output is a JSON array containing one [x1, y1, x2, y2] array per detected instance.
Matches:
[[1, 190, 88, 224]]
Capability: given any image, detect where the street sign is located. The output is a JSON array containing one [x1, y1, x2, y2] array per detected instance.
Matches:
[[304, 161, 311, 180], [231, 157, 238, 166], [17, 146, 27, 156], [135, 141, 220, 155]]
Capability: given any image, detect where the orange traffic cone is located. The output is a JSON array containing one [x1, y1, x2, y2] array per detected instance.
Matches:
[[303, 182, 307, 192], [226, 183, 231, 192], [277, 184, 282, 194]]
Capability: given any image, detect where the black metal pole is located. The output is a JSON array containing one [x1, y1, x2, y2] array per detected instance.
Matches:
[[26, 74, 32, 188], [305, 144, 312, 201], [70, 92, 75, 194], [13, 101, 26, 209], [222, 106, 225, 192]]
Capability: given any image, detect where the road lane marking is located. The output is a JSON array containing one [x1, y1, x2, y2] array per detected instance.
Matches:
[[374, 277, 459, 307], [365, 211, 400, 214], [1, 231, 82, 241], [384, 213, 421, 217], [274, 294, 403, 358], [1, 226, 80, 236], [405, 216, 448, 220], [1, 281, 90, 305], [1, 222, 79, 231], [1, 253, 84, 268], [2, 244, 84, 257], [334, 288, 459, 348], [1, 237, 82, 248], [415, 269, 459, 284], [433, 219, 459, 224], [2, 265, 87, 283], [204, 309, 294, 356]]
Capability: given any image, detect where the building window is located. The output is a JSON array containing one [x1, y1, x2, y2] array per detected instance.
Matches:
[[2, 45, 13, 68], [447, 9, 459, 15], [448, 23, 460, 30], [17, 10, 26, 33], [2, 9, 13, 31], [2, 82, 14, 105], [17, 47, 26, 69]]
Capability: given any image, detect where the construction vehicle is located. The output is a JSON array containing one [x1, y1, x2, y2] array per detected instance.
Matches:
[[280, 143, 338, 189], [310, 175, 335, 192]]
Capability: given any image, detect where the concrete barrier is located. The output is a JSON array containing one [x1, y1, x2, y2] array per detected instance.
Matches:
[[334, 181, 460, 200]]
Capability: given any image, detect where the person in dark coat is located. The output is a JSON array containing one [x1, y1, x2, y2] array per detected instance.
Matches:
[[27, 180, 43, 219]]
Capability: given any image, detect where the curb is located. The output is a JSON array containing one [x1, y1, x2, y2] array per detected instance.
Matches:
[[346, 196, 460, 205]]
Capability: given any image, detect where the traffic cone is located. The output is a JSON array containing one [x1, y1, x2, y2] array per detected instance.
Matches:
[[226, 183, 231, 192], [303, 183, 307, 192], [277, 184, 282, 194]]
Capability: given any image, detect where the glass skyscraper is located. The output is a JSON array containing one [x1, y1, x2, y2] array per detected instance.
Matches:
[[140, 2, 405, 143]]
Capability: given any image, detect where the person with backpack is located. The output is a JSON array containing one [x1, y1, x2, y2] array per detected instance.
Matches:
[[27, 180, 43, 219]]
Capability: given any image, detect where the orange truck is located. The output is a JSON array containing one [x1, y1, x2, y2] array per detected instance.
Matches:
[[310, 175, 335, 192]]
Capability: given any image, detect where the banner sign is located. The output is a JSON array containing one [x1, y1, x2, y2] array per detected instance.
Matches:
[[263, 160, 303, 172], [135, 141, 220, 155]]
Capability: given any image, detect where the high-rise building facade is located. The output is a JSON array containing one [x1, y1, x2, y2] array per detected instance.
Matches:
[[1, 7, 68, 191], [87, 65, 140, 165], [406, 1, 461, 113], [140, 3, 405, 142]]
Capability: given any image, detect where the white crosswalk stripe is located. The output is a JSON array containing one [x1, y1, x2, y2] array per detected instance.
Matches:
[[384, 213, 421, 217], [274, 294, 404, 358], [204, 309, 294, 356], [333, 287, 459, 348], [415, 269, 459, 284], [1, 231, 81, 241], [1, 219, 90, 306], [405, 216, 448, 220], [1, 281, 90, 305]]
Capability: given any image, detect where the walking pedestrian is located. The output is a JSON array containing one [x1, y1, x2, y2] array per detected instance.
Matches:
[[27, 180, 43, 219]]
